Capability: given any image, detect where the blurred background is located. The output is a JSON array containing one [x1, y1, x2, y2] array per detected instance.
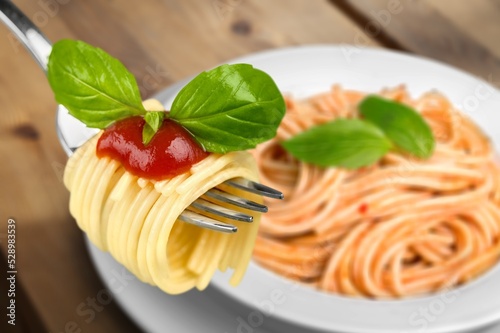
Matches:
[[1, 0, 500, 332]]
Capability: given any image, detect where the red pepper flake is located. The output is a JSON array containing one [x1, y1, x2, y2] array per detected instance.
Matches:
[[358, 203, 369, 214]]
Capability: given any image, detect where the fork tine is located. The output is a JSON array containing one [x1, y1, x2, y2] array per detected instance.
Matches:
[[179, 178, 284, 232], [191, 198, 253, 222], [180, 178, 283, 233], [224, 178, 284, 199], [204, 188, 268, 213], [179, 211, 237, 233]]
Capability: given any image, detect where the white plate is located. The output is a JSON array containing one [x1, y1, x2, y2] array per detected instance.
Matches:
[[77, 46, 500, 333]]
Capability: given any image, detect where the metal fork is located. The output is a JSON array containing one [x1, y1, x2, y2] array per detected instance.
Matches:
[[0, 1, 283, 233]]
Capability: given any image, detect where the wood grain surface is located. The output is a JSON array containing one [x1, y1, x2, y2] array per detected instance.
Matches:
[[0, 0, 499, 332], [336, 0, 500, 82]]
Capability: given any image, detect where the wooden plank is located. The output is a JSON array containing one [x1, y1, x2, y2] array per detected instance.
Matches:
[[48, 0, 380, 92], [333, 0, 500, 84], [426, 0, 500, 58], [0, 250, 47, 332], [0, 0, 379, 332]]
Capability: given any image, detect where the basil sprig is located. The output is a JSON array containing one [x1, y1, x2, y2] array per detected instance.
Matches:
[[143, 111, 166, 145], [359, 96, 435, 158], [282, 119, 392, 169], [47, 40, 286, 151], [47, 40, 146, 128], [283, 96, 435, 169], [170, 64, 285, 153]]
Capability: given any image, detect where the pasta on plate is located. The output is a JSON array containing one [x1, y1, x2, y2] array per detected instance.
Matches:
[[253, 86, 500, 298]]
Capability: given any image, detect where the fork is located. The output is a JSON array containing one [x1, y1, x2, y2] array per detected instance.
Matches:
[[0, 1, 283, 233]]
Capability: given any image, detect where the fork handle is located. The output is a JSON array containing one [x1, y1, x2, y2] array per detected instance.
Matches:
[[0, 0, 52, 72]]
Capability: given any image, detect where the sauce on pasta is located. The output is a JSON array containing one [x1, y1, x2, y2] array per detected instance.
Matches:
[[252, 85, 500, 298], [97, 116, 208, 180]]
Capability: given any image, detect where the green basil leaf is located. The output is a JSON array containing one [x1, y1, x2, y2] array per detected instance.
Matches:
[[143, 111, 166, 145], [47, 39, 145, 129], [169, 64, 286, 153], [359, 96, 435, 158], [282, 119, 392, 169]]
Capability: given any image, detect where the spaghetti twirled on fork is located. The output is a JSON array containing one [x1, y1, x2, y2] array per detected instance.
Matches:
[[64, 99, 265, 295]]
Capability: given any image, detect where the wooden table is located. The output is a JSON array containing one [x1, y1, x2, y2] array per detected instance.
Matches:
[[1, 0, 499, 332]]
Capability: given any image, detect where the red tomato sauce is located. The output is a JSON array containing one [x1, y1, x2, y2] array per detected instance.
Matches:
[[96, 116, 208, 180], [358, 203, 369, 215]]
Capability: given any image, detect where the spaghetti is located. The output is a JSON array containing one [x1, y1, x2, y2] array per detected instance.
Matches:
[[64, 100, 262, 295], [253, 86, 500, 298]]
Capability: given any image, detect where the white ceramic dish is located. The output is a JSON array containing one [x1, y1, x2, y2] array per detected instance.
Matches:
[[70, 46, 500, 333]]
